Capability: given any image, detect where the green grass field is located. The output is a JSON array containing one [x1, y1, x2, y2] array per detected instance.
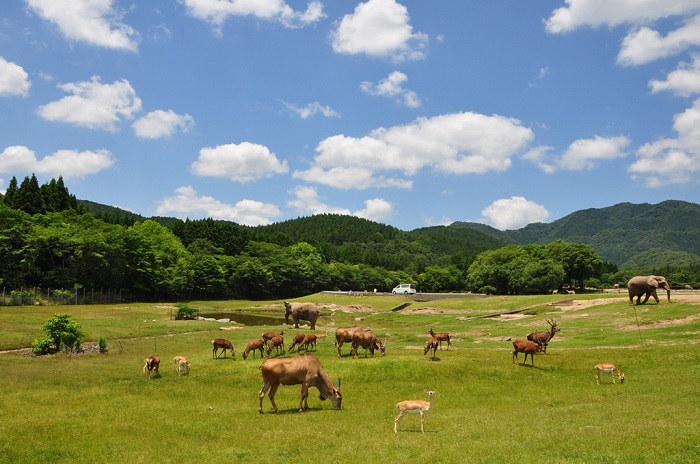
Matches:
[[0, 293, 698, 463]]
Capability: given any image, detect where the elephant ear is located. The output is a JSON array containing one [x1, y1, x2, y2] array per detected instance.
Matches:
[[647, 276, 659, 288]]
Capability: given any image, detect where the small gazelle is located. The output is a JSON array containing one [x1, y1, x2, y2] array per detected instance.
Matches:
[[394, 389, 435, 433], [595, 363, 625, 385]]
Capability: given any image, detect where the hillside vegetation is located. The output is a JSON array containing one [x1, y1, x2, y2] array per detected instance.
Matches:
[[457, 200, 700, 268]]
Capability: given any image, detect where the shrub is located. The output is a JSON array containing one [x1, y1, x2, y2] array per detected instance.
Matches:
[[33, 314, 85, 354], [98, 336, 108, 353], [175, 303, 197, 320], [31, 337, 53, 355]]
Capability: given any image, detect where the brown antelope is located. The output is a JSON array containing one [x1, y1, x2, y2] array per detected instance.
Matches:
[[595, 363, 625, 385], [512, 339, 543, 366], [394, 390, 435, 433], [212, 338, 235, 360], [266, 335, 285, 357], [243, 339, 266, 360], [335, 326, 361, 357], [428, 328, 451, 350], [258, 354, 342, 413], [143, 355, 160, 379], [424, 337, 439, 360], [351, 329, 386, 358], [301, 333, 317, 351], [288, 333, 306, 351], [526, 319, 560, 354], [262, 329, 285, 347], [173, 355, 190, 376]]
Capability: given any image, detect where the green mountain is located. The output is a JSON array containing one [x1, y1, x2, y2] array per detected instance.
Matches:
[[453, 200, 700, 268], [79, 198, 700, 269]]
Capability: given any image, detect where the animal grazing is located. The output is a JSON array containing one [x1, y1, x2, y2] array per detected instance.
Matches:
[[243, 339, 266, 360], [258, 354, 342, 413], [526, 319, 560, 354], [301, 333, 317, 351], [288, 333, 306, 351], [685, 284, 694, 290], [262, 329, 285, 347], [212, 338, 235, 360], [627, 275, 671, 305], [394, 390, 435, 433], [351, 329, 386, 358], [424, 337, 439, 360], [567, 289, 576, 294], [428, 328, 451, 350], [595, 363, 625, 385], [143, 355, 160, 379], [173, 355, 190, 376], [266, 335, 285, 357], [512, 339, 543, 366], [284, 301, 320, 330], [335, 326, 361, 357]]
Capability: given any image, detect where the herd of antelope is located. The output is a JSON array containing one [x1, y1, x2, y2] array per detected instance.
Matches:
[[140, 300, 625, 433]]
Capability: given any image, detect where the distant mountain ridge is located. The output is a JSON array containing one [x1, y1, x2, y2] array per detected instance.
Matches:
[[452, 200, 700, 268], [78, 199, 700, 268]]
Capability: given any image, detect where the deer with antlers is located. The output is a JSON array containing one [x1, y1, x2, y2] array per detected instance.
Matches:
[[394, 390, 435, 433], [526, 319, 560, 354]]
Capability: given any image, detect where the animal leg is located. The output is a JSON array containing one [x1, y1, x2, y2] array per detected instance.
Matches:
[[512, 351, 518, 363], [267, 384, 281, 413], [420, 411, 425, 433], [394, 410, 405, 433], [299, 384, 310, 412]]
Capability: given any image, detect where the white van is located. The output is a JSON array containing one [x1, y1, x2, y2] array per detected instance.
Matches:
[[392, 283, 416, 295]]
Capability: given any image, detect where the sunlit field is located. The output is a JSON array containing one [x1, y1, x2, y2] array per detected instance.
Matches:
[[1, 292, 698, 463]]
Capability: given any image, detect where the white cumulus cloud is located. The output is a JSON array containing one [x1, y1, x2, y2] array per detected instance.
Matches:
[[479, 196, 550, 231], [0, 145, 115, 178], [331, 0, 429, 62], [155, 185, 281, 226], [294, 111, 534, 190], [618, 14, 700, 66], [0, 57, 31, 97], [649, 54, 700, 96], [133, 109, 195, 139], [181, 0, 325, 33], [361, 71, 421, 108], [545, 1, 700, 65], [190, 142, 289, 183], [27, 0, 139, 51], [37, 76, 142, 131], [558, 135, 630, 170], [630, 97, 700, 187]]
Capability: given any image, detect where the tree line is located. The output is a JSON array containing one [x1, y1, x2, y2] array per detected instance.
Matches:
[[1, 175, 697, 301]]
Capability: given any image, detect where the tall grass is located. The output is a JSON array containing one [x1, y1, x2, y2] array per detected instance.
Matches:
[[0, 294, 698, 463]]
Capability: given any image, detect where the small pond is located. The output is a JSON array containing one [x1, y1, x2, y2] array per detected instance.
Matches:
[[198, 312, 285, 327]]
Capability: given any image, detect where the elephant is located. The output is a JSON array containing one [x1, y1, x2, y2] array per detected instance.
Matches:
[[284, 301, 320, 330], [627, 275, 671, 305]]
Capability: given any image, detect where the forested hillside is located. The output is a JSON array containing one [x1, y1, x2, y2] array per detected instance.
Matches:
[[2, 175, 698, 301], [455, 200, 700, 268]]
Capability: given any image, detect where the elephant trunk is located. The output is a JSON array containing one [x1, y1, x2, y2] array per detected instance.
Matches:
[[666, 288, 671, 303]]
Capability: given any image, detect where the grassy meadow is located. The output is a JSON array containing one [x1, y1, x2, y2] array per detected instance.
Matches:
[[0, 292, 699, 463]]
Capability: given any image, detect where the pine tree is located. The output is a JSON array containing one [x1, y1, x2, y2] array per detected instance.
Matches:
[[3, 176, 18, 208], [15, 174, 46, 215]]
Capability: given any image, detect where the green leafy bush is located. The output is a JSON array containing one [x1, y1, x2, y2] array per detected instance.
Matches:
[[175, 303, 196, 320], [31, 337, 53, 355], [32, 314, 85, 354]]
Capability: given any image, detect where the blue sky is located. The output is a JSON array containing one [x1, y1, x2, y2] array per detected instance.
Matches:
[[1, 0, 699, 231]]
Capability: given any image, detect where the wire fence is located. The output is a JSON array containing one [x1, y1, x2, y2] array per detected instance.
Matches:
[[0, 287, 135, 306]]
